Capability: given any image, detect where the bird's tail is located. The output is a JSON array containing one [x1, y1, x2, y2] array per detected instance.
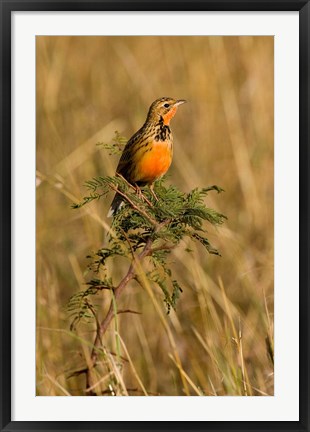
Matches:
[[107, 192, 124, 218]]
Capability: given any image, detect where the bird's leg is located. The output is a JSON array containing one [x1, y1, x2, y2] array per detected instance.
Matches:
[[134, 183, 152, 207], [149, 183, 158, 201], [134, 183, 143, 198]]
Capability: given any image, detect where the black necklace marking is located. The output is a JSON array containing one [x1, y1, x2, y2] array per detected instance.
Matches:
[[155, 117, 171, 142]]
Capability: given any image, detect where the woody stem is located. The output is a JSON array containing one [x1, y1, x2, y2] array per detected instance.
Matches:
[[85, 237, 153, 394]]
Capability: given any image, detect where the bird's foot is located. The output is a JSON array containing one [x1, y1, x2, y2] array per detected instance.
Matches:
[[135, 184, 153, 207]]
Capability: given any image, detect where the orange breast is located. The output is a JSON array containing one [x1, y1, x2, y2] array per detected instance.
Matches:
[[136, 141, 172, 183]]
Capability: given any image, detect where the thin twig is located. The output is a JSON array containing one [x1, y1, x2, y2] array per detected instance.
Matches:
[[119, 226, 136, 261], [115, 173, 137, 192], [238, 316, 248, 396], [117, 309, 142, 315], [116, 173, 153, 207], [86, 237, 153, 393], [109, 183, 157, 226], [151, 243, 176, 253], [86, 301, 103, 346]]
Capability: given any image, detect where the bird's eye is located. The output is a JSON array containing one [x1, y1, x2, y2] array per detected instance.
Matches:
[[163, 103, 170, 108]]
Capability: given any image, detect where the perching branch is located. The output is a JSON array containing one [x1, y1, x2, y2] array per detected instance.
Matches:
[[69, 159, 226, 396]]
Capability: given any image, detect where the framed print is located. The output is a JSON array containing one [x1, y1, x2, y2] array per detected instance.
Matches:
[[1, 1, 309, 431]]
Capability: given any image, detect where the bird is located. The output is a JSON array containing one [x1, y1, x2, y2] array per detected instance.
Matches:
[[107, 97, 186, 217]]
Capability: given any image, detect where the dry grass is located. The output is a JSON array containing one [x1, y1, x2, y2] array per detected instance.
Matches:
[[36, 36, 274, 396]]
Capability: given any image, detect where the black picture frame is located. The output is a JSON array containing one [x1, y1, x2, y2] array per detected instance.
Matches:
[[1, 1, 309, 431]]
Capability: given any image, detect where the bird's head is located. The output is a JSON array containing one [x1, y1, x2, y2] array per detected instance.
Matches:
[[147, 97, 186, 126]]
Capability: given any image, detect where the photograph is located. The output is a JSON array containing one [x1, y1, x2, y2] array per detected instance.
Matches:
[[36, 35, 274, 397]]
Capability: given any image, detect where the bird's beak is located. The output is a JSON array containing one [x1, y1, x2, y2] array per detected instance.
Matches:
[[175, 99, 187, 106]]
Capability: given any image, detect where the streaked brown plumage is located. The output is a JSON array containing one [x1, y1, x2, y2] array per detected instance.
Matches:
[[108, 97, 186, 217]]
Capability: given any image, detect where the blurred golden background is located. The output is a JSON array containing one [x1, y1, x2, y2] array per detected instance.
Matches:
[[36, 36, 274, 396]]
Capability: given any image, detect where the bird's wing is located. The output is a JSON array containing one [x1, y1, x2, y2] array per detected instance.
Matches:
[[116, 127, 144, 177]]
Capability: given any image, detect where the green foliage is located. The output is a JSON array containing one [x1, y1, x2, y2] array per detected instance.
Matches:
[[69, 180, 225, 324], [96, 131, 127, 155], [66, 285, 99, 331], [69, 132, 226, 326]]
